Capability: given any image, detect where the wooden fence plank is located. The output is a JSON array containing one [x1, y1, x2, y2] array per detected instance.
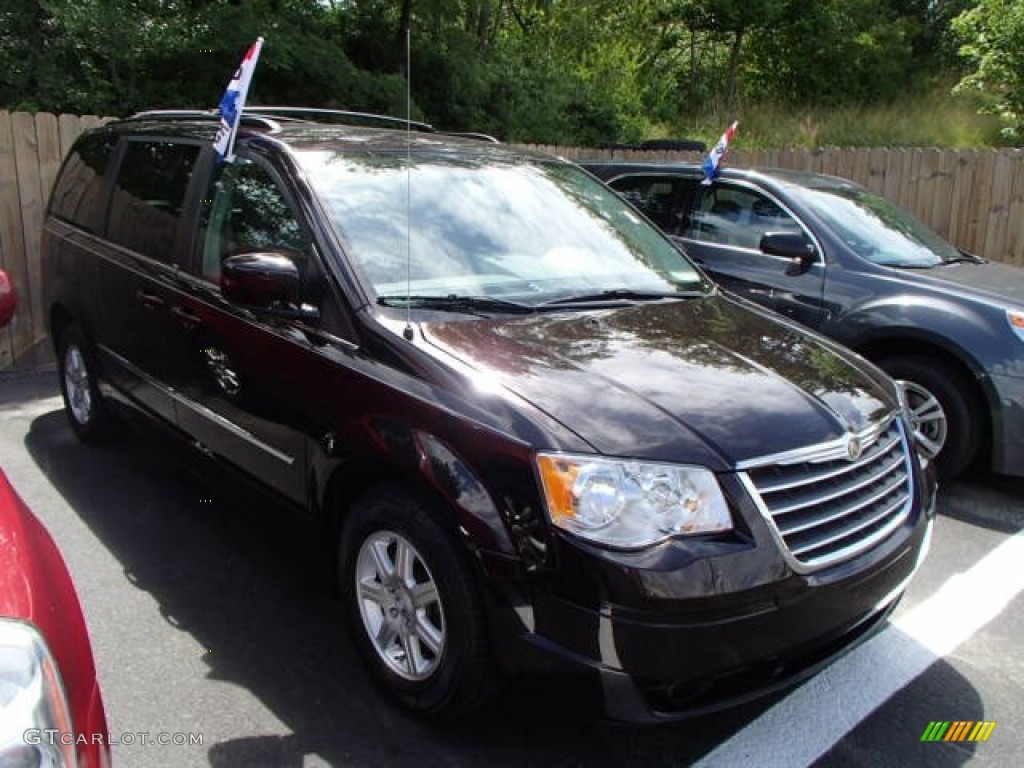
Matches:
[[0, 111, 33, 370], [965, 150, 995, 259], [882, 148, 902, 203], [908, 149, 926, 220], [850, 148, 871, 188], [57, 114, 80, 168], [837, 148, 856, 186], [949, 150, 975, 247], [867, 148, 887, 195], [35, 113, 61, 355], [819, 147, 835, 177], [11, 112, 45, 367], [916, 149, 941, 232], [929, 149, 957, 241], [983, 150, 1015, 262], [1006, 153, 1024, 266]]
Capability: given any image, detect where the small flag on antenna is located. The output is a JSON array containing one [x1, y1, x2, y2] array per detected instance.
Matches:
[[213, 37, 264, 163], [701, 121, 739, 185]]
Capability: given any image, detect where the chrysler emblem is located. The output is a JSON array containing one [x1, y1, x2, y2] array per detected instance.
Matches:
[[846, 434, 862, 462]]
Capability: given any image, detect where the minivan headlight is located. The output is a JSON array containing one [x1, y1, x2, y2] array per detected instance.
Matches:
[[1008, 310, 1024, 343], [536, 453, 732, 549], [0, 620, 76, 767]]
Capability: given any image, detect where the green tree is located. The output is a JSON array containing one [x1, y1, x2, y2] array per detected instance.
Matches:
[[954, 0, 1024, 139], [746, 0, 915, 105], [0, 0, 988, 146]]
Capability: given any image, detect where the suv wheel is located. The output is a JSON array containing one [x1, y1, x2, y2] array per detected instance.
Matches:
[[340, 486, 493, 719], [878, 355, 979, 479], [58, 325, 115, 443]]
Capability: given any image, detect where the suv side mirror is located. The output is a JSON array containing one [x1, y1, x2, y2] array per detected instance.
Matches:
[[0, 269, 15, 328], [221, 252, 319, 322], [760, 231, 817, 273]]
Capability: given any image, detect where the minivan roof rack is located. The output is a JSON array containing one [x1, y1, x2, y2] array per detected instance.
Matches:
[[125, 106, 500, 142], [126, 109, 282, 132], [248, 106, 436, 133], [438, 131, 500, 144]]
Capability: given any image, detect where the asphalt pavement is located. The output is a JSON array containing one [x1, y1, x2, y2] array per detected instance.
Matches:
[[1, 370, 1021, 767]]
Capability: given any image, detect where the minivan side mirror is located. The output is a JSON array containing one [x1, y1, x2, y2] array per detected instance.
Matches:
[[760, 231, 817, 273], [0, 269, 16, 328], [221, 252, 319, 323]]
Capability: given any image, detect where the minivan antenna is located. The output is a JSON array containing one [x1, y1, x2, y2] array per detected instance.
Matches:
[[402, 26, 414, 342]]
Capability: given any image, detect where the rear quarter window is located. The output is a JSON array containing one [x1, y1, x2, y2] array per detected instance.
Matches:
[[48, 133, 117, 233], [609, 175, 686, 232], [106, 140, 200, 264]]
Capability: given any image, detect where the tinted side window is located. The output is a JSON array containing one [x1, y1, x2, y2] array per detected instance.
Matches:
[[197, 159, 308, 283], [609, 175, 685, 233], [684, 185, 803, 250], [49, 133, 117, 233], [107, 140, 200, 263]]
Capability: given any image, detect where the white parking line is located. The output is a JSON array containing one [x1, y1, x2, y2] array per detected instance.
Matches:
[[693, 529, 1024, 768]]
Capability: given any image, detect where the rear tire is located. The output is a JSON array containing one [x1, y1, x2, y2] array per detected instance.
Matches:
[[57, 324, 116, 443], [876, 355, 980, 479], [340, 486, 494, 719]]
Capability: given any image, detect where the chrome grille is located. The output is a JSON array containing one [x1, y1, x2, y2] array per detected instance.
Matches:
[[740, 418, 914, 572]]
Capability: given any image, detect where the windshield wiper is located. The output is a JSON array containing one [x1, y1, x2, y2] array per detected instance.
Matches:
[[941, 252, 985, 266], [887, 252, 985, 270], [377, 294, 536, 314], [540, 288, 706, 306]]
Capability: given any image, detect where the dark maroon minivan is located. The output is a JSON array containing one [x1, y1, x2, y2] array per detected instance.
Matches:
[[41, 109, 935, 722]]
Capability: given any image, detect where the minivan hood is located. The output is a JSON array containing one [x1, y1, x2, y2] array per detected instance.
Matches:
[[908, 261, 1024, 306], [418, 296, 894, 468]]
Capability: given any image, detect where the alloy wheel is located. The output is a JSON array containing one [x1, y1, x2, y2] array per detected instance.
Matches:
[[898, 379, 947, 460], [63, 344, 93, 426], [354, 530, 446, 682]]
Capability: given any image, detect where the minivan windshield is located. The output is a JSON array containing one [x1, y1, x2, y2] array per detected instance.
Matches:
[[298, 151, 708, 305], [791, 183, 962, 268]]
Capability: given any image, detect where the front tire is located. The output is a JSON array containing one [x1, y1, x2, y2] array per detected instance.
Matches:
[[877, 355, 980, 479], [57, 324, 116, 443], [340, 486, 494, 719]]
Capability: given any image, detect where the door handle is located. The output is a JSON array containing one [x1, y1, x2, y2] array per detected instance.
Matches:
[[136, 290, 166, 311], [170, 305, 201, 330]]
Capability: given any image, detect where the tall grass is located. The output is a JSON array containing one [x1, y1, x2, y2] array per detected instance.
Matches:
[[671, 87, 1007, 149]]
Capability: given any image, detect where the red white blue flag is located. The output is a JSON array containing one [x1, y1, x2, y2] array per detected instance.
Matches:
[[213, 37, 263, 163], [701, 121, 739, 185]]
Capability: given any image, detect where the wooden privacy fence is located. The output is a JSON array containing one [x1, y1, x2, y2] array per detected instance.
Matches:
[[1, 111, 1023, 371], [1, 111, 107, 372]]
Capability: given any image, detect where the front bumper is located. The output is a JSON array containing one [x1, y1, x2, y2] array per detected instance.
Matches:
[[501, 466, 936, 722]]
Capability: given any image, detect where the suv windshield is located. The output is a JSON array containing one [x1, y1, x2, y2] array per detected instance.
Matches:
[[792, 183, 961, 268], [297, 151, 707, 305]]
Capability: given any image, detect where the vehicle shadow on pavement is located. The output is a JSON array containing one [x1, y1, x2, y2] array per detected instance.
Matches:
[[813, 659, 994, 768], [939, 469, 1024, 534], [21, 401, 989, 768]]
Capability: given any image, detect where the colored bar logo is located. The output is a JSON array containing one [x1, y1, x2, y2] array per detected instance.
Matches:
[[921, 721, 997, 742]]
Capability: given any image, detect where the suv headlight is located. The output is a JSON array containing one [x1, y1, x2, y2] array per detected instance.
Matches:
[[536, 453, 732, 549], [1008, 310, 1024, 343], [0, 620, 77, 767]]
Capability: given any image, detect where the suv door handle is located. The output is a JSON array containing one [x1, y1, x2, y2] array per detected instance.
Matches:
[[137, 290, 166, 310], [170, 305, 201, 330]]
